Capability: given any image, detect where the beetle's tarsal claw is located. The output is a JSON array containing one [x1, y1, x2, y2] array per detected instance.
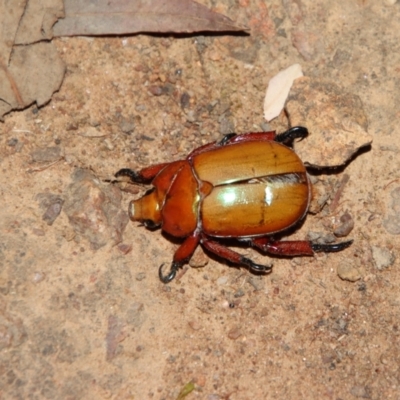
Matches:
[[275, 126, 309, 145], [241, 256, 273, 273], [115, 168, 144, 183], [218, 133, 237, 146], [311, 239, 353, 253], [159, 262, 178, 283]]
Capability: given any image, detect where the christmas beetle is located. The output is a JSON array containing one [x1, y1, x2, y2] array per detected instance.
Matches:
[[116, 127, 352, 283]]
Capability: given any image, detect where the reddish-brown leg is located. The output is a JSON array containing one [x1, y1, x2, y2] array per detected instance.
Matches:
[[250, 237, 353, 256], [216, 127, 308, 147], [159, 232, 200, 283], [187, 131, 278, 159], [217, 126, 308, 147], [115, 163, 170, 183], [201, 237, 272, 273], [187, 127, 308, 160], [251, 238, 314, 256], [220, 131, 277, 146]]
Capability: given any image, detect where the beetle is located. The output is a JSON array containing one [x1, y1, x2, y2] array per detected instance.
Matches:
[[115, 126, 352, 283]]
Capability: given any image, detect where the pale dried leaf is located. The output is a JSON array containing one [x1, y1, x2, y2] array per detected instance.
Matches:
[[0, 1, 27, 61], [0, 42, 65, 119], [263, 63, 303, 122], [0, 0, 65, 120]]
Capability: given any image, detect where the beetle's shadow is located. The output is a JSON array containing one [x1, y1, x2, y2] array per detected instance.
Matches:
[[305, 143, 371, 176]]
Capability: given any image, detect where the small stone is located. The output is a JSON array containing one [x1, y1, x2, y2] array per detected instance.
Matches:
[[334, 211, 354, 237], [371, 246, 395, 270], [227, 327, 242, 340], [119, 118, 135, 134], [31, 146, 61, 163], [188, 320, 201, 331], [180, 92, 190, 109], [63, 169, 129, 249], [350, 385, 371, 398], [246, 275, 265, 291], [189, 246, 208, 268], [118, 243, 132, 255], [32, 272, 45, 283], [7, 138, 18, 146], [383, 187, 400, 234], [234, 289, 245, 298], [135, 272, 146, 281], [337, 264, 361, 282], [216, 275, 229, 286], [79, 127, 106, 137], [42, 198, 64, 226]]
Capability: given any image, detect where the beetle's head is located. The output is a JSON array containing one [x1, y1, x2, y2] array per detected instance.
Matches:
[[128, 188, 162, 228]]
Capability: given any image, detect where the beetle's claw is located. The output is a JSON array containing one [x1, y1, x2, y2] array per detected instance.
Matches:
[[115, 168, 146, 184], [275, 126, 309, 145], [241, 256, 273, 273], [311, 239, 353, 253], [218, 133, 237, 146], [159, 262, 178, 283]]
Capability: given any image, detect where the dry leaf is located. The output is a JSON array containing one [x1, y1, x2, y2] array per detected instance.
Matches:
[[0, 0, 245, 120], [0, 2, 65, 120], [53, 0, 247, 36], [263, 63, 303, 122], [14, 0, 65, 44], [0, 42, 65, 120], [0, 1, 26, 61]]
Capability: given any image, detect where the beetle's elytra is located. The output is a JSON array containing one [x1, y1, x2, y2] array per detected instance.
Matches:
[[116, 127, 352, 283]]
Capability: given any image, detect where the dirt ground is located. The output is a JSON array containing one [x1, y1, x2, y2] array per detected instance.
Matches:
[[1, 1, 400, 399]]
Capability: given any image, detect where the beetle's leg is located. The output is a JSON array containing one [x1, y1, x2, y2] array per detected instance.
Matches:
[[115, 163, 169, 183], [159, 233, 201, 283], [188, 127, 308, 159], [188, 138, 233, 158], [188, 131, 280, 159], [201, 238, 272, 273], [274, 126, 308, 145], [251, 237, 353, 256], [216, 127, 308, 148], [159, 262, 179, 283], [251, 238, 314, 256], [217, 131, 278, 146], [217, 133, 237, 146], [187, 141, 220, 158], [311, 240, 353, 253]]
